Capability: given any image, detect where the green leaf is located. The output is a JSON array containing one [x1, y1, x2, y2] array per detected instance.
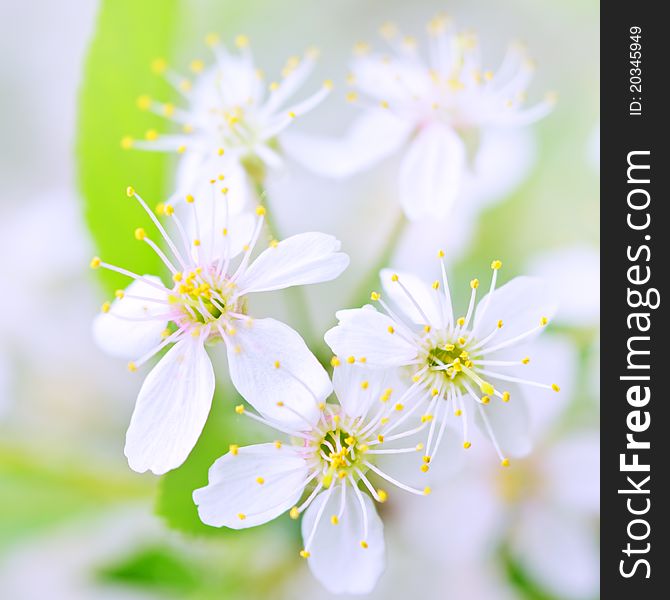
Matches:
[[77, 0, 181, 295]]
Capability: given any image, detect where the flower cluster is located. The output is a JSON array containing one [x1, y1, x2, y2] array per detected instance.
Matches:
[[92, 18, 557, 594]]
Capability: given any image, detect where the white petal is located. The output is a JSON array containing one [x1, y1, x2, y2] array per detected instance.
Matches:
[[282, 109, 412, 178], [302, 486, 385, 594], [473, 276, 557, 346], [352, 55, 432, 103], [193, 443, 310, 529], [226, 318, 331, 428], [398, 123, 466, 221], [545, 432, 600, 514], [92, 277, 169, 360], [512, 504, 599, 599], [236, 232, 349, 294], [324, 306, 418, 368], [124, 338, 214, 474], [332, 364, 406, 419], [527, 245, 600, 327], [474, 385, 532, 458], [380, 268, 444, 328]]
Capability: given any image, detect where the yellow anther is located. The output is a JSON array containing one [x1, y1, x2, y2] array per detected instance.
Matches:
[[379, 417, 389, 425], [361, 381, 369, 390], [276, 401, 284, 407], [255, 205, 266, 216], [501, 458, 510, 467], [177, 145, 186, 154], [358, 444, 369, 452], [172, 272, 183, 283], [370, 291, 380, 301], [420, 464, 429, 473], [541, 316, 549, 326], [185, 194, 195, 204], [463, 441, 472, 449], [432, 280, 440, 290], [269, 239, 278, 248], [360, 541, 369, 549], [415, 443, 424, 451], [422, 455, 431, 464], [182, 124, 194, 134], [330, 515, 339, 525], [235, 34, 250, 48], [437, 249, 445, 258], [145, 129, 158, 141], [193, 239, 201, 247], [235, 404, 245, 414], [136, 95, 152, 110], [390, 273, 399, 282], [179, 79, 192, 92], [101, 301, 111, 313], [204, 32, 219, 47], [423, 487, 432, 495], [330, 356, 341, 367], [269, 81, 280, 92], [444, 344, 455, 351], [458, 337, 466, 345], [120, 136, 134, 149], [288, 111, 296, 118], [522, 357, 530, 365], [421, 414, 433, 423], [256, 477, 265, 485], [359, 357, 367, 364], [480, 382, 495, 395], [457, 317, 465, 327], [497, 320, 504, 329], [484, 70, 494, 81], [299, 549, 310, 559], [377, 435, 384, 443], [321, 79, 334, 91], [134, 227, 146, 241], [391, 403, 402, 413], [412, 374, 421, 383], [481, 396, 491, 405], [151, 57, 167, 74], [431, 388, 439, 397], [114, 289, 125, 299], [229, 444, 239, 456], [90, 256, 101, 269], [387, 325, 395, 334], [190, 59, 204, 73], [454, 409, 463, 417], [491, 259, 503, 270], [165, 205, 175, 216], [424, 325, 431, 333], [502, 391, 511, 403], [127, 362, 137, 372], [552, 383, 560, 392], [274, 360, 280, 369], [272, 440, 282, 450], [237, 513, 246, 520], [470, 278, 480, 289], [126, 186, 135, 197], [346, 91, 359, 102], [289, 506, 300, 519], [380, 100, 389, 109], [346, 356, 355, 364]]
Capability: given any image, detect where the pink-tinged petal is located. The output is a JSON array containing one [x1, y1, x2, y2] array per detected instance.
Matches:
[[236, 232, 349, 294], [226, 318, 331, 429]]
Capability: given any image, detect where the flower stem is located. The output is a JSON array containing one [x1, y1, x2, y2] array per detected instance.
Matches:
[[250, 178, 319, 352]]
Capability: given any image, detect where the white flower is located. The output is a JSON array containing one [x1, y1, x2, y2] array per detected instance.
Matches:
[[91, 187, 349, 475], [122, 34, 332, 221], [324, 255, 558, 468], [398, 336, 599, 599], [285, 15, 553, 221], [193, 361, 431, 595]]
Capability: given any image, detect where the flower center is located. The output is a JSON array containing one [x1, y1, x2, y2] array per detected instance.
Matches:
[[316, 426, 367, 488], [422, 334, 481, 392], [169, 268, 244, 326]]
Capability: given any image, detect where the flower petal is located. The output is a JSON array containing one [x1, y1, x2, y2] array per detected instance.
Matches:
[[226, 318, 331, 428], [473, 276, 557, 347], [332, 363, 405, 419], [282, 109, 412, 178], [398, 123, 466, 221], [302, 486, 385, 594], [474, 385, 532, 458], [324, 306, 418, 368], [193, 443, 310, 529], [124, 338, 214, 474], [380, 268, 445, 328], [236, 232, 349, 294], [92, 276, 169, 360]]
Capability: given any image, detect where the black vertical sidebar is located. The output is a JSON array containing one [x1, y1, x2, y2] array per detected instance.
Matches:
[[601, 3, 669, 597]]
